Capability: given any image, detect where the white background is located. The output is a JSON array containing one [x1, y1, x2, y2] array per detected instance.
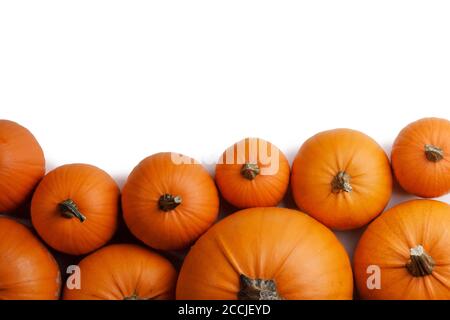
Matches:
[[1, 1, 449, 258]]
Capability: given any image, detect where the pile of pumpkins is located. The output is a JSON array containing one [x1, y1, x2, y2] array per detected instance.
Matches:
[[0, 117, 449, 300]]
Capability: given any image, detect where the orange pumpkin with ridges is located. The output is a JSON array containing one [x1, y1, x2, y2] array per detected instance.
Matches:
[[176, 207, 353, 300], [354, 200, 450, 300], [215, 138, 290, 209], [63, 244, 177, 300], [392, 117, 450, 198], [0, 217, 61, 300], [31, 164, 120, 255], [0, 120, 45, 213], [122, 152, 219, 251], [291, 129, 393, 230]]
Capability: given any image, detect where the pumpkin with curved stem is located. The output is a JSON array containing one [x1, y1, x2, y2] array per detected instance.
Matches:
[[122, 152, 220, 251], [291, 129, 393, 230], [0, 120, 45, 213], [176, 207, 353, 300], [31, 164, 120, 255], [63, 244, 177, 300], [392, 117, 450, 198], [354, 199, 450, 300], [215, 138, 290, 209], [0, 217, 61, 300]]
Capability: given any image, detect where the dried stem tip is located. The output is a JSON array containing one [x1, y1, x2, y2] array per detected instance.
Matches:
[[406, 245, 435, 277], [238, 274, 283, 300]]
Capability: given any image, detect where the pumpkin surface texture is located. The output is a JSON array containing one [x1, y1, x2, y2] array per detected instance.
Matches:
[[354, 200, 450, 300], [0, 217, 61, 300], [215, 138, 290, 209], [392, 117, 450, 198], [63, 244, 177, 300], [0, 120, 45, 213], [291, 129, 393, 230], [122, 152, 219, 251], [176, 207, 353, 300], [31, 164, 120, 255]]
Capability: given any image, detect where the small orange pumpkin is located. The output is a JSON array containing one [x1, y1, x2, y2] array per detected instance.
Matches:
[[31, 164, 120, 255], [215, 138, 290, 209], [63, 244, 177, 300], [354, 200, 450, 300], [0, 217, 61, 300], [122, 152, 220, 251], [291, 129, 393, 230], [176, 207, 353, 300], [0, 120, 45, 213], [392, 117, 450, 198]]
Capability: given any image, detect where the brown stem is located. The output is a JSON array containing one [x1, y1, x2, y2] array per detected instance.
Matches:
[[425, 144, 444, 162], [124, 293, 146, 300], [241, 163, 260, 180], [159, 194, 182, 212], [238, 274, 283, 300], [406, 245, 435, 277], [331, 171, 353, 193], [59, 199, 86, 223]]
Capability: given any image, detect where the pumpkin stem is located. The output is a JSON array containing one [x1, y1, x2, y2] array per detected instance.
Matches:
[[238, 274, 283, 301], [331, 171, 353, 193], [406, 245, 435, 277], [425, 144, 444, 162], [159, 194, 182, 212], [59, 199, 87, 223], [241, 163, 260, 180], [124, 293, 146, 300]]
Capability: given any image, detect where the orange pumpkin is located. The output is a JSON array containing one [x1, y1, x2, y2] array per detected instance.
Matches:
[[176, 207, 353, 300], [0, 217, 61, 300], [31, 164, 120, 255], [122, 152, 219, 251], [291, 129, 393, 230], [0, 120, 45, 213], [354, 200, 450, 300], [215, 138, 290, 209], [63, 244, 177, 300], [392, 117, 450, 198]]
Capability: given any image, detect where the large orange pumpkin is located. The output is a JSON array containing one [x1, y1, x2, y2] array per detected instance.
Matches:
[[291, 129, 393, 230], [176, 207, 353, 300], [0, 120, 45, 213], [0, 217, 61, 300], [215, 138, 290, 209], [122, 152, 219, 251], [392, 117, 450, 198], [354, 200, 450, 300], [31, 164, 120, 255], [63, 244, 177, 300]]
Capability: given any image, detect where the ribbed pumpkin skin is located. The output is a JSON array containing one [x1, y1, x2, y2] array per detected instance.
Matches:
[[0, 120, 45, 213], [354, 200, 450, 300], [63, 244, 177, 300], [291, 129, 393, 230], [0, 217, 61, 300], [122, 152, 220, 251], [215, 138, 290, 209], [392, 117, 450, 198], [31, 164, 120, 255], [176, 208, 353, 300]]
